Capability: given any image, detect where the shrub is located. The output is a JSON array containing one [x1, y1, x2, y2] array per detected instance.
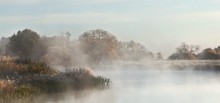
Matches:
[[0, 57, 111, 102]]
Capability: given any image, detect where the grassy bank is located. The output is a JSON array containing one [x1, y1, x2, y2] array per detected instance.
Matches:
[[0, 56, 111, 103]]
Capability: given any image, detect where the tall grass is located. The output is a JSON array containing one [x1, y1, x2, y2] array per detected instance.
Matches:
[[0, 56, 111, 103]]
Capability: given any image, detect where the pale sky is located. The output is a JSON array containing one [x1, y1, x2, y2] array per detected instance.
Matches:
[[1, 0, 220, 57]]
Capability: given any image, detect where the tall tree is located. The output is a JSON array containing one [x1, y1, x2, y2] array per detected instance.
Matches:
[[7, 29, 41, 60], [79, 29, 118, 64]]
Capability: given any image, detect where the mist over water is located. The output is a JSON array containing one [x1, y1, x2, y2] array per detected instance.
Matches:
[[1, 29, 220, 103], [1, 0, 220, 102], [51, 63, 220, 103]]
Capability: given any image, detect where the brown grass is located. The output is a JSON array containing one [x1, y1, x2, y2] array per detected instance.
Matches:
[[0, 56, 111, 103], [0, 80, 6, 89]]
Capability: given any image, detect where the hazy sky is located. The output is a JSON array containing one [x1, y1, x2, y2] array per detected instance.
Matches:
[[1, 0, 220, 57]]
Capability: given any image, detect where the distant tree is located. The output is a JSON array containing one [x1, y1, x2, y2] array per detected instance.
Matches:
[[189, 45, 200, 54], [7, 29, 42, 60], [214, 46, 220, 54], [118, 41, 153, 61], [176, 42, 189, 54], [79, 29, 119, 64], [65, 31, 71, 40], [176, 42, 200, 54], [156, 52, 163, 60], [147, 51, 154, 59], [168, 42, 199, 60], [197, 47, 220, 60]]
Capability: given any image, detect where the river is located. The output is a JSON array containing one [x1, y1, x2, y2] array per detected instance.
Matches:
[[54, 65, 220, 103]]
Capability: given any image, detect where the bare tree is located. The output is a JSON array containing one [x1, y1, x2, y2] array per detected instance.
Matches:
[[169, 42, 200, 60], [176, 42, 199, 54], [176, 42, 189, 54], [65, 32, 71, 40]]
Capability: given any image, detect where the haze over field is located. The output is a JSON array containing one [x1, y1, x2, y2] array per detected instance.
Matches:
[[1, 0, 220, 56]]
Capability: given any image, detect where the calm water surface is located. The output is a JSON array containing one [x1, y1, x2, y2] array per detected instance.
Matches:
[[57, 68, 220, 103]]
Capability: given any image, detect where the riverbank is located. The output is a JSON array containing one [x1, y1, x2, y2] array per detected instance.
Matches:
[[96, 60, 220, 71], [0, 57, 111, 103]]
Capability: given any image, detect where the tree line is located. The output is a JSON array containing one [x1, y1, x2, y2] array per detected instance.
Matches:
[[1, 29, 219, 64], [0, 29, 161, 66], [168, 42, 220, 60]]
